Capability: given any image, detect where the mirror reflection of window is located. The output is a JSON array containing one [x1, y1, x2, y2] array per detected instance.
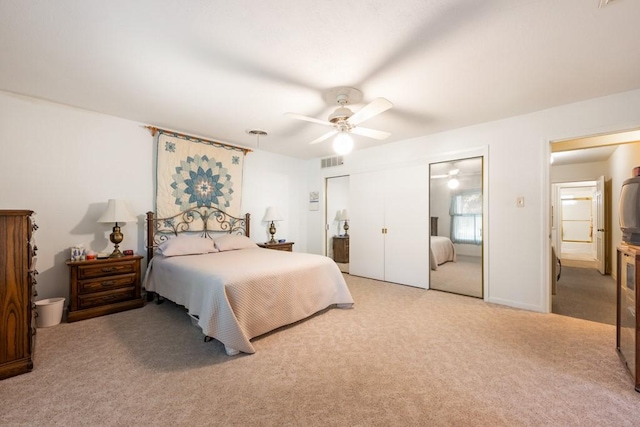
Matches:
[[450, 190, 482, 245]]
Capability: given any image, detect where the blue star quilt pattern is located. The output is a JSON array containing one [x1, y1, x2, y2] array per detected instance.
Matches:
[[156, 132, 244, 229]]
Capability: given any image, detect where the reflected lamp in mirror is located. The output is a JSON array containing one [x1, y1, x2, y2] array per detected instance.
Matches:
[[447, 169, 460, 190], [262, 206, 283, 244], [339, 209, 350, 236], [97, 199, 136, 258]]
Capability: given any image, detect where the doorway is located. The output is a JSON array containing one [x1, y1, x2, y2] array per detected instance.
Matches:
[[550, 178, 616, 324], [548, 130, 640, 324], [552, 181, 599, 268], [325, 175, 349, 273], [429, 156, 484, 298]]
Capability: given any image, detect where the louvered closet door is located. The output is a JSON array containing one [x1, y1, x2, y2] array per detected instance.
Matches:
[[349, 170, 386, 281], [384, 164, 429, 288]]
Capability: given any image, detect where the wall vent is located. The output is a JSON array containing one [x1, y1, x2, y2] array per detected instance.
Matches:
[[321, 156, 344, 168]]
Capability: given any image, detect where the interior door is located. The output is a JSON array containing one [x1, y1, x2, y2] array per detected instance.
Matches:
[[349, 165, 429, 287], [384, 165, 429, 288], [596, 175, 606, 274], [349, 170, 385, 281]]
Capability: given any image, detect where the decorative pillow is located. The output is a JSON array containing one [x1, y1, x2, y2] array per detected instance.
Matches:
[[214, 234, 258, 251], [158, 235, 218, 257]]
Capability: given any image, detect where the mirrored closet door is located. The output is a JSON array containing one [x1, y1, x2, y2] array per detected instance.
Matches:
[[429, 157, 483, 298], [326, 175, 350, 273]]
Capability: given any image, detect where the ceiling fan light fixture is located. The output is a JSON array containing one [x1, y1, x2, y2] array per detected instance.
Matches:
[[328, 106, 354, 123], [333, 132, 354, 155], [447, 177, 460, 189]]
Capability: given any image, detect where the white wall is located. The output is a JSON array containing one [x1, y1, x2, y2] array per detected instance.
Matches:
[[608, 142, 640, 277], [307, 89, 640, 312], [551, 161, 608, 183], [430, 179, 451, 237], [0, 91, 308, 301]]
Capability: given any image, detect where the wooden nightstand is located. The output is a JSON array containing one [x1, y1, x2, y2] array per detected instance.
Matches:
[[258, 241, 294, 252], [66, 255, 144, 322], [332, 235, 349, 263]]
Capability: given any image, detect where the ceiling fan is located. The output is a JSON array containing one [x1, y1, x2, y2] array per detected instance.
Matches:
[[284, 87, 393, 154]]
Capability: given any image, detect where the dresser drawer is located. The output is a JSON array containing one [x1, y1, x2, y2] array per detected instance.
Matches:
[[78, 273, 136, 294], [77, 288, 136, 310], [270, 245, 291, 252], [78, 260, 137, 279]]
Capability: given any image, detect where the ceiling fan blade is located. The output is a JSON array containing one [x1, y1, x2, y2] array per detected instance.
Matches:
[[309, 130, 337, 145], [348, 98, 393, 125], [351, 126, 391, 140], [284, 112, 332, 127]]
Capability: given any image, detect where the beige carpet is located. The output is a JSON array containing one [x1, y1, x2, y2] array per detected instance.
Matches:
[[553, 265, 617, 325], [430, 255, 483, 298], [1, 274, 639, 426], [561, 258, 598, 269]]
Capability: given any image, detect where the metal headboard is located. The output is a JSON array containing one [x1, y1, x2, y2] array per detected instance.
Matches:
[[146, 206, 251, 260]]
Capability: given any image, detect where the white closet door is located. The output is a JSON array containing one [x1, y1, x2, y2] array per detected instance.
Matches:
[[384, 164, 429, 288], [349, 170, 386, 281]]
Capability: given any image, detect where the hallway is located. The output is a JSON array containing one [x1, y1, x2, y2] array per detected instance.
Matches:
[[552, 265, 616, 325]]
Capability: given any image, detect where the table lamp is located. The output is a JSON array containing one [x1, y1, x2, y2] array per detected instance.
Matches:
[[339, 209, 350, 236], [98, 199, 136, 257], [262, 206, 283, 244]]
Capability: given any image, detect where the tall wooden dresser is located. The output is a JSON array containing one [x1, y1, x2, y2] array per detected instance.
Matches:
[[0, 210, 37, 380]]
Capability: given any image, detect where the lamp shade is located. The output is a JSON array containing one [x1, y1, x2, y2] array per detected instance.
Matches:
[[338, 209, 349, 221], [262, 206, 283, 222], [97, 199, 136, 223]]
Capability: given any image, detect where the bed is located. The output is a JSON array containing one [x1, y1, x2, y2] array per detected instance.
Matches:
[[430, 236, 456, 271], [144, 206, 354, 355]]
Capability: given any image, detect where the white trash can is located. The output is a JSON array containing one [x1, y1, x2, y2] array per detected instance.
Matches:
[[35, 297, 65, 328]]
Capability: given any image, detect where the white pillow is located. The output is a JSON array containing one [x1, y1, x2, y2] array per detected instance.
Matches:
[[158, 235, 218, 257], [214, 234, 257, 251]]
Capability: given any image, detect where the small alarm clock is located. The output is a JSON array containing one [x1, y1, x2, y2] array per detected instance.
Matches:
[[278, 239, 286, 243], [123, 249, 134, 256]]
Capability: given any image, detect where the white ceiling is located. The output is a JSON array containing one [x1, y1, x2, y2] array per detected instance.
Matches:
[[551, 145, 618, 166], [1, 0, 639, 159]]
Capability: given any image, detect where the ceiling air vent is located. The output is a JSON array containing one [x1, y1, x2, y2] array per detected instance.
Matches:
[[321, 156, 344, 168]]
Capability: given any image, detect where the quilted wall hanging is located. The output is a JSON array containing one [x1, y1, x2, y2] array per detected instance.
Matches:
[[154, 128, 249, 230]]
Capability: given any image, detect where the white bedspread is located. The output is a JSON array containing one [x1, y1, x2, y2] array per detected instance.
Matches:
[[430, 236, 456, 271], [144, 248, 354, 354]]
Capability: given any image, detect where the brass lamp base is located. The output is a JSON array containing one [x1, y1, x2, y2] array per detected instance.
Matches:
[[343, 221, 349, 236], [108, 224, 125, 258], [268, 221, 277, 244]]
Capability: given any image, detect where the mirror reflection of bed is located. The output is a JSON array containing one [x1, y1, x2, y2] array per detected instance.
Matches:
[[429, 157, 483, 298]]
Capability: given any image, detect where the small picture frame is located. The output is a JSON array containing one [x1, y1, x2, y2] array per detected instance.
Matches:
[[309, 191, 319, 211]]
